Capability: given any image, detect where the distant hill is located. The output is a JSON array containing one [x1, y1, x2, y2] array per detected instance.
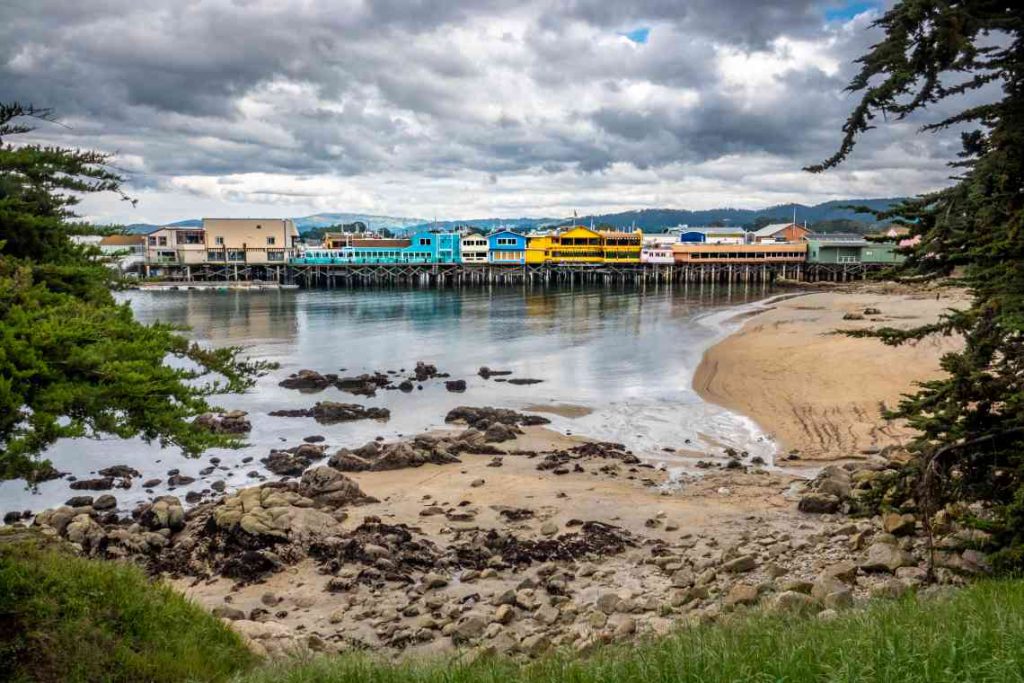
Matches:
[[556, 198, 905, 232], [117, 198, 905, 235]]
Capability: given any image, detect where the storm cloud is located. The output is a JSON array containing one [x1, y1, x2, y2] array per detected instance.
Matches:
[[0, 0, 969, 222]]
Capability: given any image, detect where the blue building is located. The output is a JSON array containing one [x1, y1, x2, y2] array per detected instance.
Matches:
[[292, 230, 461, 265], [487, 230, 528, 264]]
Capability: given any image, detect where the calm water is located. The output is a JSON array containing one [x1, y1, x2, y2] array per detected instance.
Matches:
[[1, 283, 782, 514]]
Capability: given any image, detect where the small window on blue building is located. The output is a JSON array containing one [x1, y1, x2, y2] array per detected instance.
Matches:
[[419, 238, 431, 246]]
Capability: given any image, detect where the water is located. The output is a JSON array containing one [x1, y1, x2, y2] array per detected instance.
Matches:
[[0, 283, 782, 515]]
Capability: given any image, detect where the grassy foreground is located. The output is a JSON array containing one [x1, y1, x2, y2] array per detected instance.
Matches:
[[0, 537, 256, 683], [3, 536, 1024, 683], [241, 580, 1024, 683]]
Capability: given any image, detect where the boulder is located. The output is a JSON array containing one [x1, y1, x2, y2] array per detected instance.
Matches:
[[882, 512, 916, 537], [861, 542, 915, 573], [769, 591, 818, 614], [444, 380, 467, 392], [193, 411, 251, 434], [721, 554, 758, 573], [298, 467, 374, 507], [139, 496, 185, 532], [798, 493, 841, 514], [724, 583, 759, 607]]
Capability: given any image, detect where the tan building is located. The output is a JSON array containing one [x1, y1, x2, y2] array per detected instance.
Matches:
[[460, 234, 488, 263], [145, 227, 206, 265], [202, 218, 298, 264]]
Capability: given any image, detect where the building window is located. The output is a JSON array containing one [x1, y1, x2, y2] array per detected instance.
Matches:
[[267, 236, 276, 246], [227, 249, 245, 262], [207, 250, 224, 261], [148, 236, 157, 245], [267, 250, 284, 261], [215, 236, 225, 245]]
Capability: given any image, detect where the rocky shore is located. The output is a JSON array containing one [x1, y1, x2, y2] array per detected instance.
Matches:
[[5, 289, 991, 661], [17, 416, 991, 661]]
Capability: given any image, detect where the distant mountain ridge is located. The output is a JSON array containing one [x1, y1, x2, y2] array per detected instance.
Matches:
[[120, 198, 904, 234]]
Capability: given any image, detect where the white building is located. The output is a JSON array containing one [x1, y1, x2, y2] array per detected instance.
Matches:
[[460, 234, 489, 263]]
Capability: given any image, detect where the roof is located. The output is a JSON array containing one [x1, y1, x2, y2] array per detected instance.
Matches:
[[806, 232, 866, 242], [752, 223, 804, 237], [675, 226, 747, 235], [598, 230, 641, 239], [351, 239, 411, 248], [488, 229, 525, 238], [99, 234, 145, 246]]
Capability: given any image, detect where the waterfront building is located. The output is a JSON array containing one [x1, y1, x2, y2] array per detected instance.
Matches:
[[805, 235, 905, 265], [641, 234, 676, 264], [672, 243, 807, 264], [144, 226, 207, 265], [487, 230, 528, 264], [98, 234, 146, 272], [675, 227, 747, 244], [461, 233, 489, 263], [751, 222, 810, 243], [599, 229, 643, 263], [292, 231, 461, 265], [202, 218, 299, 265], [526, 226, 602, 264]]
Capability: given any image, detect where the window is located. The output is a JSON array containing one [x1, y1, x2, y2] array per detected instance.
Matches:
[[267, 250, 284, 261], [419, 238, 432, 246], [148, 236, 157, 246], [207, 250, 224, 261], [215, 236, 225, 245], [267, 236, 276, 246], [158, 236, 168, 246], [227, 249, 245, 262]]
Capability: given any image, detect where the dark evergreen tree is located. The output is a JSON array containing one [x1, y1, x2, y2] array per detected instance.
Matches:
[[809, 2, 1024, 566], [0, 104, 271, 482]]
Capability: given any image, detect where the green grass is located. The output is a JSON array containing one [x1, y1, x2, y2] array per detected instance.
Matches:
[[4, 532, 1024, 683], [240, 581, 1024, 683], [0, 534, 256, 683]]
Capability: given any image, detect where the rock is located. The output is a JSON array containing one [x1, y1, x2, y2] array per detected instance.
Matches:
[[470, 478, 485, 488], [262, 446, 325, 476], [507, 378, 543, 385], [610, 615, 637, 638], [535, 605, 560, 625], [520, 633, 551, 656], [65, 496, 94, 508], [93, 494, 117, 511], [721, 554, 758, 573], [269, 402, 390, 424], [452, 613, 489, 643], [445, 380, 467, 392], [279, 370, 334, 391], [64, 514, 106, 550], [194, 411, 251, 434], [213, 606, 247, 621], [670, 568, 695, 588], [484, 423, 518, 443], [821, 561, 858, 583], [98, 465, 141, 480], [595, 592, 621, 614], [261, 593, 281, 607], [444, 406, 550, 430], [798, 493, 840, 514], [142, 478, 162, 488], [478, 367, 513, 379], [882, 512, 917, 537], [725, 583, 759, 607], [540, 520, 559, 536], [167, 474, 196, 487], [822, 587, 854, 610], [769, 591, 818, 614], [139, 496, 185, 532], [69, 477, 114, 491], [493, 604, 515, 625], [299, 467, 375, 507], [424, 572, 449, 590], [870, 578, 909, 599], [861, 542, 915, 573]]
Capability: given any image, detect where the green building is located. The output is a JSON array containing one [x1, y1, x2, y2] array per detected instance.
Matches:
[[805, 234, 905, 265]]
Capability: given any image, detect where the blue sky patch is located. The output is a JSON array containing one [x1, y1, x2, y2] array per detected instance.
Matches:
[[824, 1, 879, 22], [620, 27, 650, 44]]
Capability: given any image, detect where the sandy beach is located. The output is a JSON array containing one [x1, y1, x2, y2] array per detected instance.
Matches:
[[694, 285, 965, 460]]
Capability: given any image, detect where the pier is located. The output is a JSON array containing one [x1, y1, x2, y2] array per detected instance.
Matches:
[[141, 262, 891, 288]]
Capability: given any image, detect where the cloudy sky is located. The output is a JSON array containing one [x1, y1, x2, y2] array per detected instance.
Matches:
[[1, 0, 967, 224]]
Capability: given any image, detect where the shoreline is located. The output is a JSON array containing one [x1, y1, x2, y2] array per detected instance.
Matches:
[[693, 283, 965, 461]]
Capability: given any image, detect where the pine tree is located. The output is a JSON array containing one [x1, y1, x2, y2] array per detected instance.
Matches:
[[0, 104, 271, 482], [810, 2, 1024, 566]]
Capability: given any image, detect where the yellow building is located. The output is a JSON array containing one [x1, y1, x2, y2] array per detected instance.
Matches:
[[525, 226, 642, 264], [599, 229, 642, 263]]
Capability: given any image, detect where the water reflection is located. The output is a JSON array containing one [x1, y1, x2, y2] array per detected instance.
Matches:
[[2, 283, 779, 513]]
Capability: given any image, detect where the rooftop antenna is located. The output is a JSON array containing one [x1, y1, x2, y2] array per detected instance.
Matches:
[[792, 206, 797, 226]]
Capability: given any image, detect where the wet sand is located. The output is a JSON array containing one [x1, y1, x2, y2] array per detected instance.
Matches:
[[694, 285, 965, 460]]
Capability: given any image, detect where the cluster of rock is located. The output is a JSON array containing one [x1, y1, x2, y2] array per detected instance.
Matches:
[[279, 362, 451, 398], [269, 402, 390, 424], [261, 444, 328, 476], [327, 429, 511, 473], [444, 406, 550, 443], [193, 410, 252, 434], [797, 460, 897, 514]]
